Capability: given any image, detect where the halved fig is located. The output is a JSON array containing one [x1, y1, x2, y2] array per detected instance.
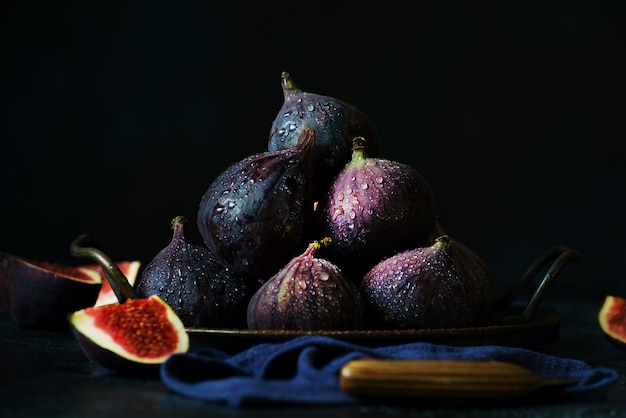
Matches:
[[0, 251, 102, 329], [598, 295, 626, 351], [94, 260, 142, 307], [68, 235, 189, 376], [68, 295, 189, 376], [0, 251, 142, 329]]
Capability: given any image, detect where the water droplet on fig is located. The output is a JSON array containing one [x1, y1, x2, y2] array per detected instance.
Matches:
[[197, 129, 316, 278], [247, 240, 364, 331], [134, 216, 253, 328], [268, 72, 380, 201]]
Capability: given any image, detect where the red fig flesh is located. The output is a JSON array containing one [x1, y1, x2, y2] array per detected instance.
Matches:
[[69, 295, 189, 376], [598, 295, 626, 353], [94, 260, 142, 306]]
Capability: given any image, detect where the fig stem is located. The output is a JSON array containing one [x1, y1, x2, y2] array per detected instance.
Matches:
[[69, 234, 136, 303], [280, 71, 301, 98], [350, 137, 368, 162]]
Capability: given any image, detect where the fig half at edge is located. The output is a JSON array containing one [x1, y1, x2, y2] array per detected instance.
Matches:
[[599, 295, 626, 352], [0, 250, 138, 329], [68, 235, 189, 376]]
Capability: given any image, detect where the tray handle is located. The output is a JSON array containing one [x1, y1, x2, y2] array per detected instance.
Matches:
[[69, 234, 137, 303], [495, 245, 584, 324]]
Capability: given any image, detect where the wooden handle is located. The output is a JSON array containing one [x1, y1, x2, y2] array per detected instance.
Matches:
[[339, 359, 562, 399]]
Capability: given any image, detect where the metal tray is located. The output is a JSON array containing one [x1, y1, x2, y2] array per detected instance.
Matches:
[[69, 236, 582, 353], [186, 246, 583, 353]]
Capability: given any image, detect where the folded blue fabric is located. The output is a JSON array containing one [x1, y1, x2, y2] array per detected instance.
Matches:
[[160, 335, 618, 406]]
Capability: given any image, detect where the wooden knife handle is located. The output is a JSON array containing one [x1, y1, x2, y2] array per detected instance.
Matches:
[[339, 359, 560, 399]]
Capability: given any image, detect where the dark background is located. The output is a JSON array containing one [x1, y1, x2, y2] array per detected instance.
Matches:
[[1, 1, 624, 302]]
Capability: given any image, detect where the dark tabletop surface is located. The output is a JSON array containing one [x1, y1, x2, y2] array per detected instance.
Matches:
[[2, 293, 626, 418]]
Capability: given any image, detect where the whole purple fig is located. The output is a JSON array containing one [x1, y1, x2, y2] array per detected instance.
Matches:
[[197, 128, 315, 279], [425, 221, 495, 322], [247, 238, 365, 331], [360, 235, 495, 330], [134, 216, 252, 328], [321, 136, 436, 281], [269, 71, 380, 200]]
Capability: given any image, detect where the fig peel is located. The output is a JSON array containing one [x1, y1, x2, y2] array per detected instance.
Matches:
[[198, 128, 316, 280], [360, 235, 494, 330], [0, 250, 137, 329], [135, 216, 252, 328], [247, 238, 365, 331], [269, 71, 380, 200], [322, 136, 437, 280]]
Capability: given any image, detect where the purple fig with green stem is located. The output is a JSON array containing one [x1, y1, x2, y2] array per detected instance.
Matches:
[[247, 237, 365, 331], [322, 136, 437, 281]]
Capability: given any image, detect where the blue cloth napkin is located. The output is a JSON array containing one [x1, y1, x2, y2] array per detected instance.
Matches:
[[160, 335, 618, 406]]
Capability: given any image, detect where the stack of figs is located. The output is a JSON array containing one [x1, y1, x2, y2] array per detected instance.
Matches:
[[0, 71, 495, 339], [135, 71, 495, 331]]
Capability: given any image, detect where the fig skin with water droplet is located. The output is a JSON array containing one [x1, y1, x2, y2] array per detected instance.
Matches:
[[269, 71, 380, 200], [425, 221, 495, 322], [197, 128, 316, 280], [360, 235, 495, 330], [247, 238, 365, 331], [321, 137, 437, 281], [134, 216, 252, 328]]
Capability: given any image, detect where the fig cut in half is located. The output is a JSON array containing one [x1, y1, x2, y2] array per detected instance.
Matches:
[[1, 251, 101, 329], [68, 235, 189, 376], [94, 260, 141, 307], [69, 295, 189, 376], [598, 295, 626, 352]]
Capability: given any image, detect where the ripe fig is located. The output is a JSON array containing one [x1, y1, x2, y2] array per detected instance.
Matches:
[[247, 238, 365, 331], [68, 235, 188, 376], [598, 295, 626, 352], [425, 221, 495, 322], [134, 216, 252, 328], [360, 235, 495, 330], [322, 137, 437, 281], [198, 128, 316, 280], [0, 251, 135, 329], [269, 71, 380, 200], [68, 294, 189, 376]]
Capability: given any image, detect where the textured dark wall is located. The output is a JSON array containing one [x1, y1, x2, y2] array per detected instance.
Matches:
[[1, 1, 624, 301]]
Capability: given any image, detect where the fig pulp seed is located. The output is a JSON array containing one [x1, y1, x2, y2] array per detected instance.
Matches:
[[91, 299, 178, 358]]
